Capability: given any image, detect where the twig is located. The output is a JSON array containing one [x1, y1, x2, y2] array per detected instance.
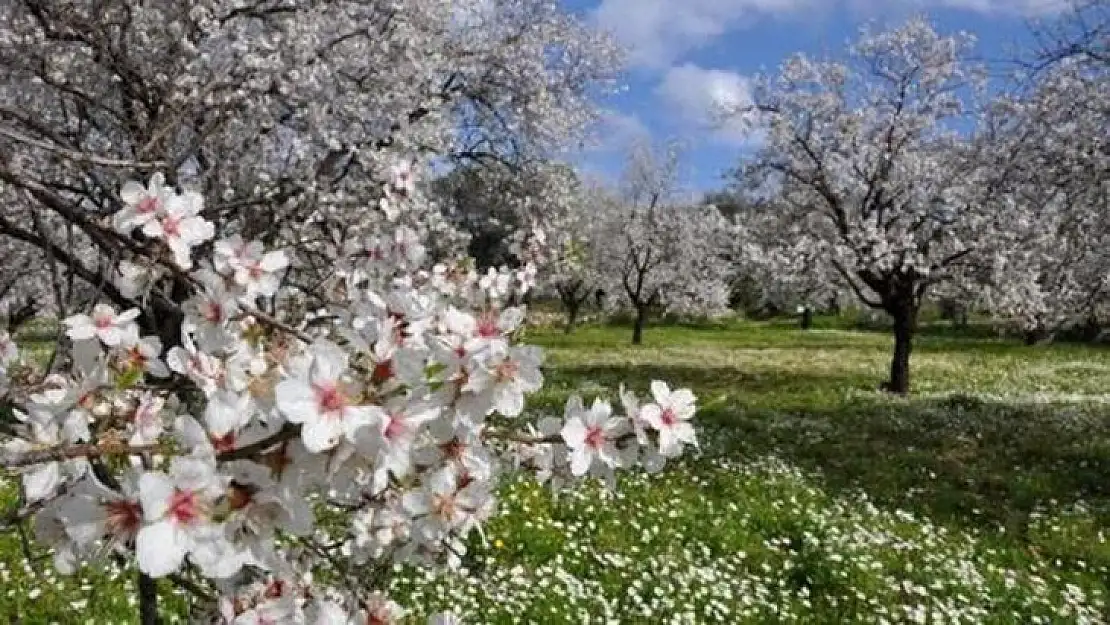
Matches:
[[216, 424, 301, 461], [167, 572, 214, 603], [0, 126, 165, 169], [238, 306, 314, 343], [0, 442, 161, 468]]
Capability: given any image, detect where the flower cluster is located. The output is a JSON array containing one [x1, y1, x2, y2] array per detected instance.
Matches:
[[0, 169, 697, 623]]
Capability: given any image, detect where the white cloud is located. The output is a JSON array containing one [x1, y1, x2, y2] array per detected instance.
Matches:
[[580, 109, 652, 153], [593, 0, 1070, 68], [884, 0, 1069, 14], [594, 0, 809, 67], [656, 64, 760, 147]]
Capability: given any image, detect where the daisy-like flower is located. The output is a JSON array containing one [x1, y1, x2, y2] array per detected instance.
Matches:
[[274, 340, 376, 453], [641, 380, 697, 457], [64, 304, 140, 347], [560, 395, 628, 477]]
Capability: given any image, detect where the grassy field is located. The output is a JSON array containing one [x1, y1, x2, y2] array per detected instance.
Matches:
[[4, 318, 1110, 623]]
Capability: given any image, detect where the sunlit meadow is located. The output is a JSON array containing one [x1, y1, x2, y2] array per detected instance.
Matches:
[[4, 316, 1110, 623]]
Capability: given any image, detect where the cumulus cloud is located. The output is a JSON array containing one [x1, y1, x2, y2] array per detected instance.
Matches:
[[594, 0, 809, 67], [656, 64, 760, 147], [594, 0, 1070, 67], [887, 0, 1070, 14], [580, 110, 652, 154]]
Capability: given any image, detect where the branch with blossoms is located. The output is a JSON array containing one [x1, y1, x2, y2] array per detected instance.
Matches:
[[0, 159, 700, 625]]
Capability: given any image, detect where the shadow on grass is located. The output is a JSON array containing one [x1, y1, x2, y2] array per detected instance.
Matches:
[[544, 363, 1110, 555], [542, 363, 877, 407], [721, 396, 1110, 533]]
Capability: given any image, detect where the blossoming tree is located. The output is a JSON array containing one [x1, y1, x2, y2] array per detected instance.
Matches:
[[0, 2, 704, 623], [0, 165, 700, 623], [978, 3, 1110, 341], [596, 142, 732, 345], [728, 18, 999, 394]]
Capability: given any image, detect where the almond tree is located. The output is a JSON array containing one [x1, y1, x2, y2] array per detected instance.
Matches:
[[526, 174, 607, 333], [598, 142, 732, 345], [731, 204, 846, 323], [0, 3, 705, 623], [978, 2, 1110, 341], [0, 161, 700, 624], [0, 0, 622, 341], [729, 18, 998, 394]]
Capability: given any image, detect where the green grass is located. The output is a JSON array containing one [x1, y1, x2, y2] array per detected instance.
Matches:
[[4, 317, 1110, 622]]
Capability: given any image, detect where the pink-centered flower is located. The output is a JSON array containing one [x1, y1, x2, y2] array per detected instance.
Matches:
[[641, 380, 698, 457], [560, 396, 627, 477], [463, 344, 543, 417], [135, 457, 231, 577], [64, 304, 140, 347], [141, 192, 214, 270], [275, 340, 375, 452], [56, 472, 143, 552], [114, 173, 169, 232]]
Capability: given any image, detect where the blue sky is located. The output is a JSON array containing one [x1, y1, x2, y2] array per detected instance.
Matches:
[[562, 0, 1068, 196]]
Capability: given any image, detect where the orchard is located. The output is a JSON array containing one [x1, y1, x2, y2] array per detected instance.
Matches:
[[0, 1, 1108, 623]]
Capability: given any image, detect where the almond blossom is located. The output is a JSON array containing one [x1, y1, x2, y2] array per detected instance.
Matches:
[[464, 345, 544, 418], [55, 471, 143, 561], [0, 157, 697, 622], [642, 381, 698, 458], [141, 191, 215, 270], [560, 396, 629, 478], [64, 304, 140, 347], [275, 340, 376, 452], [135, 457, 236, 578], [114, 173, 170, 233]]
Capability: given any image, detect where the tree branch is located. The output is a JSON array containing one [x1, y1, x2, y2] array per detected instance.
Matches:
[[0, 126, 165, 169]]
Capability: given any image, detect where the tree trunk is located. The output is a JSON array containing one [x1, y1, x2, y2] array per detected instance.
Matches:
[[800, 306, 813, 330], [632, 306, 647, 345], [885, 301, 917, 395], [138, 572, 159, 625], [564, 302, 579, 334]]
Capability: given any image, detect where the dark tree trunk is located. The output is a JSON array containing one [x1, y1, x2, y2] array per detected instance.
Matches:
[[564, 301, 579, 334], [138, 572, 159, 625], [800, 306, 813, 330], [632, 306, 648, 345], [1023, 325, 1048, 346], [885, 300, 917, 395]]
